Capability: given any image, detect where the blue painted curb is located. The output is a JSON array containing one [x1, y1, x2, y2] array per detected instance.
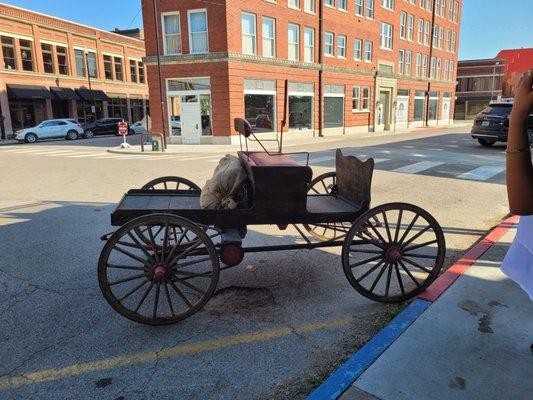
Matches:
[[307, 299, 431, 400]]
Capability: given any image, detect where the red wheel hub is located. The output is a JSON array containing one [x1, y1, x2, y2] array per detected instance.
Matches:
[[151, 262, 170, 281], [385, 246, 403, 263]]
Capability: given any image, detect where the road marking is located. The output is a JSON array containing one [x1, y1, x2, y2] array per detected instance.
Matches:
[[393, 161, 445, 174], [458, 166, 505, 181], [373, 158, 389, 164], [64, 152, 108, 158], [0, 317, 349, 391]]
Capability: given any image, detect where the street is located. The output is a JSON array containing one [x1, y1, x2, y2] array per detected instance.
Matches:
[[0, 127, 511, 400]]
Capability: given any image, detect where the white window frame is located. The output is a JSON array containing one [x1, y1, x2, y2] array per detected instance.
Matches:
[[355, 0, 364, 16], [162, 12, 182, 55], [451, 31, 456, 53], [338, 0, 348, 11], [415, 53, 422, 77], [354, 38, 362, 60], [324, 32, 334, 56], [418, 18, 424, 44], [381, 0, 394, 11], [304, 27, 315, 63], [364, 40, 373, 62], [400, 12, 407, 39], [288, 23, 300, 61], [366, 0, 375, 18], [288, 0, 301, 10], [337, 35, 346, 58], [241, 12, 257, 55], [405, 50, 412, 76], [424, 20, 430, 46], [352, 86, 361, 111], [304, 0, 316, 13], [407, 14, 414, 41], [188, 9, 209, 54], [398, 49, 404, 74], [422, 54, 428, 78], [262, 16, 275, 58], [380, 22, 393, 50]]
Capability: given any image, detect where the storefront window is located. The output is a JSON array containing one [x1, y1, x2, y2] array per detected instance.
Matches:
[[19, 39, 33, 71], [1, 36, 16, 70], [200, 94, 212, 136], [289, 96, 313, 130], [108, 98, 128, 120], [324, 96, 344, 128], [77, 101, 102, 124], [9, 99, 46, 131], [42, 44, 54, 73], [169, 96, 182, 136], [245, 94, 275, 133], [130, 99, 144, 122], [414, 90, 425, 121], [429, 91, 439, 120]]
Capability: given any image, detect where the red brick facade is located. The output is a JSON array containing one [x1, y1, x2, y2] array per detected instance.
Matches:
[[142, 0, 461, 144]]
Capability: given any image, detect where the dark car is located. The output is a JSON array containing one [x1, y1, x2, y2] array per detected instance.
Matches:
[[84, 118, 132, 138], [471, 102, 533, 147]]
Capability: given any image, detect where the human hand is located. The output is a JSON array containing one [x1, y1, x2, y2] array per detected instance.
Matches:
[[511, 69, 533, 121]]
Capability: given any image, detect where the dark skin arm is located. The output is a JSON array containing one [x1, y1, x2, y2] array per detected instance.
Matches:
[[507, 69, 533, 215]]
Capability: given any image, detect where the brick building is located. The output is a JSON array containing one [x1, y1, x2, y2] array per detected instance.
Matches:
[[497, 47, 533, 97], [454, 58, 505, 120], [142, 0, 461, 144], [0, 3, 149, 139]]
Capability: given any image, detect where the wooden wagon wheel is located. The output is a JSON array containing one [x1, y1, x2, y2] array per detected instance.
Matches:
[[98, 214, 220, 325], [136, 177, 201, 244], [142, 176, 201, 191], [342, 203, 445, 303], [303, 172, 351, 241]]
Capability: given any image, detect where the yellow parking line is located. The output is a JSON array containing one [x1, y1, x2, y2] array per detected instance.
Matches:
[[0, 317, 349, 391]]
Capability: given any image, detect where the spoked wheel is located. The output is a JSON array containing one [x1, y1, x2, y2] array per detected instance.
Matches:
[[342, 203, 445, 303], [98, 214, 220, 325], [141, 176, 200, 191], [304, 172, 351, 241]]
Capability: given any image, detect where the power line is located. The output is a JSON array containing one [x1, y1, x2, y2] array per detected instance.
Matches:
[[126, 8, 142, 29]]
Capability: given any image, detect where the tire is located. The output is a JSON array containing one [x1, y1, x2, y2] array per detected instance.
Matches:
[[66, 130, 79, 140], [84, 130, 94, 139], [142, 176, 201, 191], [98, 214, 220, 325], [128, 129, 135, 136], [342, 203, 445, 303], [24, 133, 38, 144], [478, 138, 495, 147]]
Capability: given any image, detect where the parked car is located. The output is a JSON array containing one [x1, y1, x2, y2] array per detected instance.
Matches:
[[15, 119, 84, 143], [129, 121, 148, 134], [83, 118, 131, 138], [471, 102, 533, 146]]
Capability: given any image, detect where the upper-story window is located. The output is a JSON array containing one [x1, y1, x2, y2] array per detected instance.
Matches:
[[288, 0, 300, 9], [417, 18, 424, 44], [163, 13, 182, 55], [405, 50, 412, 75], [262, 17, 275, 58], [130, 60, 138, 83], [74, 49, 86, 77], [304, 0, 316, 13], [1, 37, 16, 70], [87, 51, 97, 78], [354, 38, 362, 60], [188, 9, 208, 54], [304, 27, 315, 63], [381, 0, 394, 10], [241, 12, 256, 55], [338, 0, 347, 11], [440, 0, 446, 16], [57, 46, 68, 75], [355, 0, 364, 16], [325, 0, 334, 6], [324, 32, 334, 56], [20, 39, 33, 71], [364, 40, 373, 61], [451, 31, 456, 52], [452, 1, 458, 22], [448, 0, 453, 19], [42, 44, 54, 74], [400, 12, 407, 39], [407, 14, 414, 41], [114, 57, 124, 81], [337, 35, 346, 58], [366, 0, 374, 18], [380, 23, 393, 50], [288, 23, 300, 61], [424, 20, 430, 46], [103, 55, 113, 80], [139, 62, 145, 83]]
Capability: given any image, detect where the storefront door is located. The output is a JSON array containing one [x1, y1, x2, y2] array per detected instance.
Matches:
[[180, 96, 202, 144]]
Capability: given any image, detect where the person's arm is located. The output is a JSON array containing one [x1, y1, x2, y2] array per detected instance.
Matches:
[[507, 69, 533, 215]]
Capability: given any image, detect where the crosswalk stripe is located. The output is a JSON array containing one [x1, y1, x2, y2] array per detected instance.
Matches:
[[64, 152, 107, 158], [458, 166, 505, 181], [393, 161, 445, 174], [373, 158, 390, 164]]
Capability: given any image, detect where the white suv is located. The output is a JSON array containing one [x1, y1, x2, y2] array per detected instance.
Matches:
[[15, 119, 84, 143]]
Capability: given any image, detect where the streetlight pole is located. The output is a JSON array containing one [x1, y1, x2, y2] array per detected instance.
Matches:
[[491, 61, 500, 101], [152, 0, 167, 149]]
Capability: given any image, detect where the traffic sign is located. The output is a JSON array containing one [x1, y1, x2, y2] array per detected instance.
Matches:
[[118, 121, 128, 136]]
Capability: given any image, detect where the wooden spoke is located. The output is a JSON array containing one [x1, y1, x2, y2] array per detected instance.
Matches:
[[172, 276, 206, 295], [349, 248, 383, 255], [398, 259, 421, 287], [153, 283, 161, 319], [403, 239, 438, 253], [350, 254, 384, 269], [169, 280, 193, 307], [118, 279, 150, 302], [109, 273, 147, 286], [403, 253, 436, 260], [113, 245, 149, 266], [382, 212, 393, 243], [356, 258, 386, 283], [384, 263, 393, 297], [369, 262, 389, 292], [134, 282, 154, 312], [398, 214, 420, 245], [402, 257, 433, 273], [173, 256, 212, 270], [126, 232, 155, 261], [394, 209, 403, 243], [394, 263, 406, 295], [164, 283, 176, 317], [402, 225, 432, 248], [107, 264, 145, 271]]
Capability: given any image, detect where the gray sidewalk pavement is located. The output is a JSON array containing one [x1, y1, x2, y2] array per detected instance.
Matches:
[[340, 224, 533, 400]]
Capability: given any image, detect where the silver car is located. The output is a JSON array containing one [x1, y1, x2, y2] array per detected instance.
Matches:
[[15, 119, 84, 143]]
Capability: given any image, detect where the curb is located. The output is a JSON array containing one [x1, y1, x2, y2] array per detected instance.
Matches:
[[307, 215, 519, 400], [107, 148, 171, 156]]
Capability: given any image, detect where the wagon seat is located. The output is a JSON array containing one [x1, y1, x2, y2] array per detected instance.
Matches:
[[234, 118, 313, 213]]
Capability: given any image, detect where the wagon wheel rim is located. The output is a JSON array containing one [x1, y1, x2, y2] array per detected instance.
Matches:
[[98, 214, 220, 325], [135, 177, 201, 245], [342, 203, 445, 303], [304, 172, 350, 241]]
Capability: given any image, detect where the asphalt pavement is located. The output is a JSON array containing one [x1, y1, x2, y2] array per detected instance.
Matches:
[[0, 127, 514, 399]]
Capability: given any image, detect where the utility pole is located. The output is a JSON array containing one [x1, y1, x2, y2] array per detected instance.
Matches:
[[425, 0, 437, 127], [318, 0, 324, 137]]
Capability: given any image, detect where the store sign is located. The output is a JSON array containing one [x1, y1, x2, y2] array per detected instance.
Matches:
[[396, 97, 409, 123]]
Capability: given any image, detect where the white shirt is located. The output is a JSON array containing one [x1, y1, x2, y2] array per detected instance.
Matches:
[[501, 216, 533, 300]]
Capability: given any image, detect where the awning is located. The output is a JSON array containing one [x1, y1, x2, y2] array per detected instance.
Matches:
[[7, 84, 54, 100], [76, 88, 110, 102], [50, 87, 80, 101]]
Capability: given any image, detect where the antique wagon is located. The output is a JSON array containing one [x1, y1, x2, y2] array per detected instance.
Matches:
[[98, 118, 445, 325]]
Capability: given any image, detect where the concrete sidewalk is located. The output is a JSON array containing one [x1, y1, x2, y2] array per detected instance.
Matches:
[[338, 220, 532, 400]]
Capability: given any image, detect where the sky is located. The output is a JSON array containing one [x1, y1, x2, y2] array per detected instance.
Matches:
[[2, 0, 533, 60]]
